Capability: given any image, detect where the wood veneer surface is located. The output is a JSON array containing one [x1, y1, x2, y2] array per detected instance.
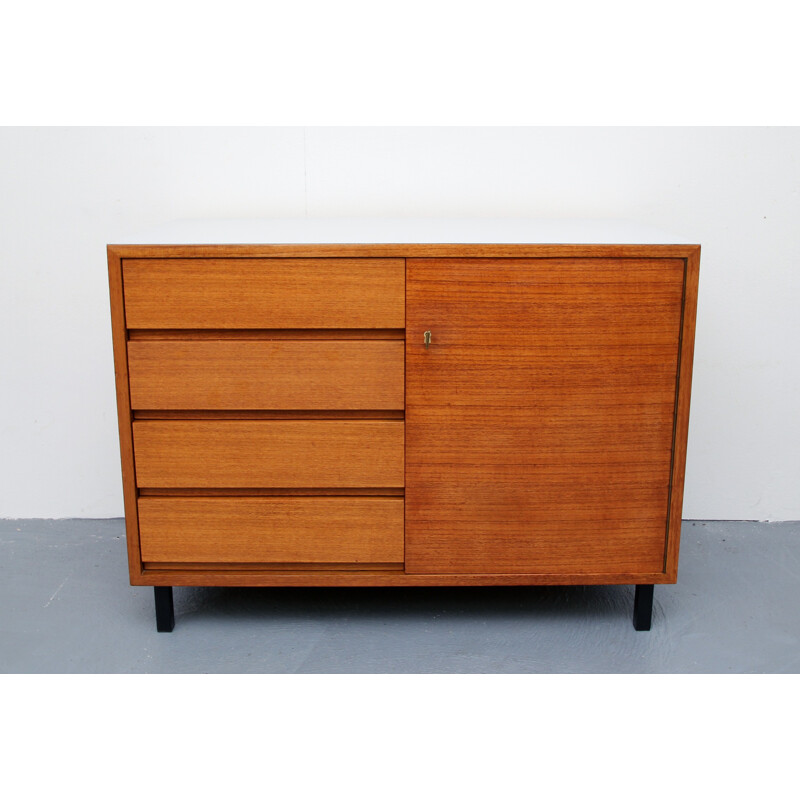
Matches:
[[138, 496, 404, 563], [132, 420, 404, 489], [108, 241, 699, 586], [406, 257, 685, 574], [123, 258, 405, 329], [128, 340, 404, 410]]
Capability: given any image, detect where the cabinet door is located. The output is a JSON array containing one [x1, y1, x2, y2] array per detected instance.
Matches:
[[405, 258, 686, 575]]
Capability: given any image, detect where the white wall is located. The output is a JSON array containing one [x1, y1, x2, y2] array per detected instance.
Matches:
[[0, 127, 797, 520]]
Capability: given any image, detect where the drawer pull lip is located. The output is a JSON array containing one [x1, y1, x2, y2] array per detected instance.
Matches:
[[423, 330, 432, 348]]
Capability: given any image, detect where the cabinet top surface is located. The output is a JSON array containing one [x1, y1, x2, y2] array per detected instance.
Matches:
[[111, 218, 697, 246]]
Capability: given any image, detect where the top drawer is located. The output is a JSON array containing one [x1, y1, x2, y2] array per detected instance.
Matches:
[[122, 258, 405, 329]]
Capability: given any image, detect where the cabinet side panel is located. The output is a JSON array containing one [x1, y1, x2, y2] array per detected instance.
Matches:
[[108, 248, 143, 580], [665, 248, 700, 579]]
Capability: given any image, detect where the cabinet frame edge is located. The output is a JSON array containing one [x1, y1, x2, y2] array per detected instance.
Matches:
[[107, 243, 701, 259], [131, 569, 677, 587], [108, 241, 700, 588], [108, 245, 145, 581], [664, 245, 701, 580]]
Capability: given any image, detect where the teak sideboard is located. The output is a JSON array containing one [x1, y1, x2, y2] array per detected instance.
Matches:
[[108, 219, 700, 632]]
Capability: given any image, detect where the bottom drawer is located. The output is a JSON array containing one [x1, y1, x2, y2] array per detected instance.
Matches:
[[138, 496, 404, 564]]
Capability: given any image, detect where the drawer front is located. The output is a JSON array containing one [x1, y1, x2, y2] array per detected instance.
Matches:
[[123, 258, 405, 329], [138, 496, 404, 563], [132, 420, 404, 488], [128, 340, 404, 410]]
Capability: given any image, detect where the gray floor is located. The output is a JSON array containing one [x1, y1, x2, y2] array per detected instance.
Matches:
[[1, 518, 798, 673]]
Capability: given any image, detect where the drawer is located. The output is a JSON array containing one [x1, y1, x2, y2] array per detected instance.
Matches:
[[127, 340, 404, 410], [138, 496, 404, 563], [132, 420, 404, 488], [122, 258, 405, 329]]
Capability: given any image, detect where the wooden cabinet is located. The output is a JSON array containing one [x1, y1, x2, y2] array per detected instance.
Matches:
[[108, 220, 699, 631]]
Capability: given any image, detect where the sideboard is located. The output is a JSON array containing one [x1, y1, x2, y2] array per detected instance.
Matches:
[[108, 219, 699, 631]]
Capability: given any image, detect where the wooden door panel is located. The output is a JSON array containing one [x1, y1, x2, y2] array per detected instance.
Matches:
[[405, 258, 685, 575], [408, 410, 676, 464], [407, 259, 684, 347], [406, 519, 668, 574]]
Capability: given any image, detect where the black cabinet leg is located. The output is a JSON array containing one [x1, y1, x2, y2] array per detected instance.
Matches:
[[154, 586, 175, 632], [633, 584, 654, 631]]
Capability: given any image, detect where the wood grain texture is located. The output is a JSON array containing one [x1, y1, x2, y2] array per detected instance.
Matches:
[[110, 244, 699, 260], [665, 248, 700, 579], [406, 257, 685, 575], [133, 569, 676, 587], [138, 497, 404, 563], [127, 340, 404, 410], [132, 420, 404, 488], [139, 487, 404, 496], [108, 241, 699, 589], [122, 258, 405, 329], [144, 562, 403, 571], [107, 247, 143, 579], [133, 410, 404, 420], [128, 328, 405, 340]]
